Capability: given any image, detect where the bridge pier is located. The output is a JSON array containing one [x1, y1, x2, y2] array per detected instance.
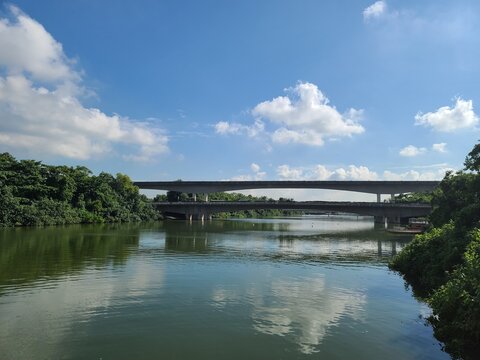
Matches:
[[374, 216, 385, 229], [386, 216, 401, 228]]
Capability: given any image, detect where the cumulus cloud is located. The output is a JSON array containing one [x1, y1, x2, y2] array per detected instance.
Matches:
[[415, 98, 479, 132], [214, 119, 264, 138], [432, 142, 447, 153], [399, 145, 427, 157], [333, 166, 378, 180], [0, 5, 168, 161], [277, 165, 305, 180], [363, 1, 387, 21], [276, 164, 378, 181], [250, 162, 266, 180], [275, 163, 453, 183], [383, 168, 452, 181], [253, 82, 364, 146]]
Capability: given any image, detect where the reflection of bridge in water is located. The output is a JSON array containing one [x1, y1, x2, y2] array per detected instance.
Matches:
[[161, 218, 408, 263], [136, 180, 439, 228]]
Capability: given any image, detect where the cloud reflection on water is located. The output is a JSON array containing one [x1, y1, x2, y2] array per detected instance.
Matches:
[[212, 275, 366, 354]]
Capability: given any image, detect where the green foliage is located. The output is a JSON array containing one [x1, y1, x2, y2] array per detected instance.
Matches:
[[0, 153, 160, 227], [390, 223, 469, 297], [464, 140, 480, 172], [429, 171, 480, 230], [428, 230, 480, 359], [390, 140, 480, 359], [394, 192, 432, 203], [207, 192, 301, 218]]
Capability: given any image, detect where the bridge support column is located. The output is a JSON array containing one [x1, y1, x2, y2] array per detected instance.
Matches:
[[391, 241, 397, 256], [390, 193, 395, 203], [374, 216, 385, 229], [377, 193, 381, 203], [205, 194, 209, 202], [387, 216, 401, 228], [193, 213, 205, 221], [193, 193, 197, 202]]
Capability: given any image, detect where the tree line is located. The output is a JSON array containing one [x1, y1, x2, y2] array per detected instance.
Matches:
[[0, 153, 159, 226], [390, 141, 480, 360]]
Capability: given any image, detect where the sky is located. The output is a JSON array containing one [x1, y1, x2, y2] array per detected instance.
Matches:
[[0, 0, 479, 200]]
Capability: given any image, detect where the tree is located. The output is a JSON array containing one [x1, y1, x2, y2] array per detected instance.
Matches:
[[465, 140, 480, 172]]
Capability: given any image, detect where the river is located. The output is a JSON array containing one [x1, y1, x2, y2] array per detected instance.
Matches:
[[0, 216, 449, 359]]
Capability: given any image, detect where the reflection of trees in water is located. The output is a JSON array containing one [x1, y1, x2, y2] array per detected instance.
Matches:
[[163, 219, 282, 234], [0, 224, 143, 289], [163, 220, 288, 252], [162, 219, 408, 264]]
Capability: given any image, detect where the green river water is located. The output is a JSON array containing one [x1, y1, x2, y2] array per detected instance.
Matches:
[[0, 216, 449, 359]]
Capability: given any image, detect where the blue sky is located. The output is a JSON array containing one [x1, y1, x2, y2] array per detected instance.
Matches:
[[0, 0, 479, 199]]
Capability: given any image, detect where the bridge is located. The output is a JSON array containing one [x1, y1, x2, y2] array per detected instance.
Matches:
[[154, 201, 432, 217], [137, 180, 440, 227], [134, 180, 439, 200], [154, 201, 432, 226]]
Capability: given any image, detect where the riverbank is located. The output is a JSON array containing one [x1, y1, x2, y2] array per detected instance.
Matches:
[[389, 142, 480, 360]]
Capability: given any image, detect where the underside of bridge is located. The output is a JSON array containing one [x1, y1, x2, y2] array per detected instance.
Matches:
[[154, 201, 432, 228]]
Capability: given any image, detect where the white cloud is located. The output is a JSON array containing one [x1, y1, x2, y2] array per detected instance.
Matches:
[[214, 119, 265, 138], [383, 168, 452, 181], [312, 165, 333, 180], [252, 82, 364, 147], [415, 98, 479, 132], [250, 163, 266, 179], [276, 164, 378, 181], [363, 1, 387, 21], [399, 145, 427, 157], [0, 5, 77, 82], [432, 142, 447, 153], [333, 165, 378, 180], [271, 128, 325, 146], [0, 5, 168, 161], [225, 163, 267, 181], [277, 165, 304, 180], [215, 83, 364, 148]]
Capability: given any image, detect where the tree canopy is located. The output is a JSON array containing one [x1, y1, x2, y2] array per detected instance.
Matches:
[[0, 153, 160, 226]]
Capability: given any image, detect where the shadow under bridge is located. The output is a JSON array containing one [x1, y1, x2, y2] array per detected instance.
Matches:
[[154, 201, 432, 223]]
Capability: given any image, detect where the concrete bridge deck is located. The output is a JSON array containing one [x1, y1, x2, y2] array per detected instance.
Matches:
[[136, 180, 439, 195], [154, 201, 432, 218]]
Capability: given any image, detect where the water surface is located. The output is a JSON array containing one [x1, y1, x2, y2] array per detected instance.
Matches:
[[0, 216, 448, 359]]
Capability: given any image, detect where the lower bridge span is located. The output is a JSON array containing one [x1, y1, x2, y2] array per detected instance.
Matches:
[[153, 201, 432, 219]]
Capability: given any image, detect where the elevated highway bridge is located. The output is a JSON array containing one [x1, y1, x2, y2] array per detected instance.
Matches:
[[134, 180, 439, 197]]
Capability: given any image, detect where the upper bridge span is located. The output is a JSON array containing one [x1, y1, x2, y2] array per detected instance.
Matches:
[[134, 180, 440, 195]]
